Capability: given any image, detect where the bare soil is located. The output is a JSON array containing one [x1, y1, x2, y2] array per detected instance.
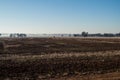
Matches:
[[0, 37, 120, 80]]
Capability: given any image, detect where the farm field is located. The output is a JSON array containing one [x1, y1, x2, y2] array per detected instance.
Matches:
[[0, 37, 120, 80]]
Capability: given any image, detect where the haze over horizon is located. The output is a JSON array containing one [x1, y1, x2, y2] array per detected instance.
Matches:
[[0, 0, 120, 34]]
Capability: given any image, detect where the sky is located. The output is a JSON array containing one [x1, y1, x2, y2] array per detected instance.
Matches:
[[0, 0, 120, 34]]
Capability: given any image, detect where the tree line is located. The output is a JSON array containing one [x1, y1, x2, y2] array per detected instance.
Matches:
[[73, 32, 120, 37]]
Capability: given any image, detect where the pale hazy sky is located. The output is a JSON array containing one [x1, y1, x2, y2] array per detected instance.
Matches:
[[0, 0, 120, 34]]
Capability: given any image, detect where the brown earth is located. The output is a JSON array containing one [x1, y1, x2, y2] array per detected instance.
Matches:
[[1, 37, 120, 54], [0, 37, 120, 80], [50, 72, 120, 80]]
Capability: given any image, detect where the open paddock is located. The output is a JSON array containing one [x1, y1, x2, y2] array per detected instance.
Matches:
[[0, 37, 120, 80]]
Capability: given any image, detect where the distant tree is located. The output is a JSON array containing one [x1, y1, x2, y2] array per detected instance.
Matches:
[[69, 34, 71, 37], [19, 34, 27, 38], [116, 33, 120, 37], [82, 31, 88, 37], [10, 34, 13, 38], [61, 34, 63, 37], [73, 34, 80, 37], [104, 33, 114, 37]]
